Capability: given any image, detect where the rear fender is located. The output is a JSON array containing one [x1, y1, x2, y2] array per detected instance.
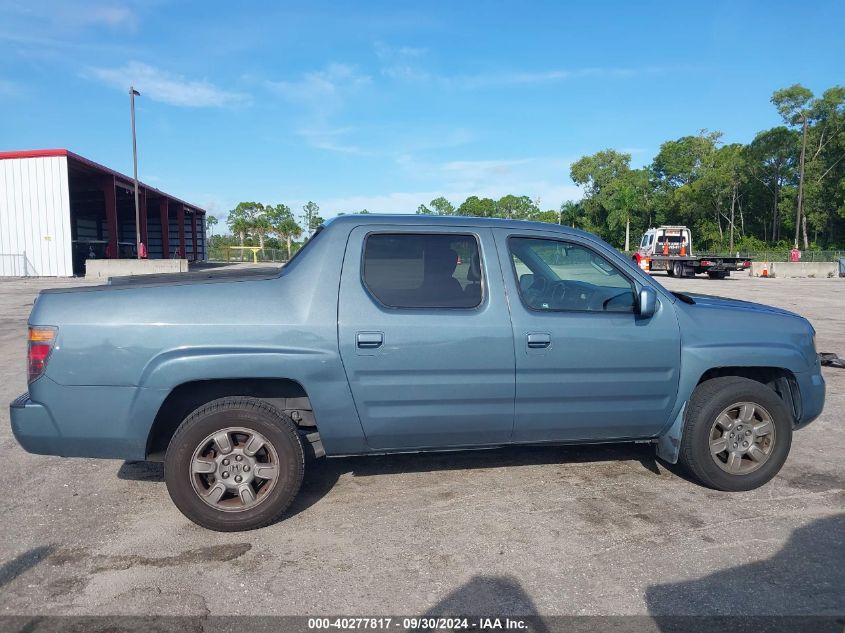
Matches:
[[130, 346, 369, 455]]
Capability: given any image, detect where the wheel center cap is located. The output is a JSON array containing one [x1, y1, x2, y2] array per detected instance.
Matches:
[[215, 449, 257, 488]]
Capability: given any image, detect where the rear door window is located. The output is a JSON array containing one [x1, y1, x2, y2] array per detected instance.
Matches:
[[363, 233, 482, 309]]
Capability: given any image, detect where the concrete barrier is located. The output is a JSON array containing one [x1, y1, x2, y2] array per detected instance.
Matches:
[[86, 259, 189, 279], [749, 261, 838, 278]]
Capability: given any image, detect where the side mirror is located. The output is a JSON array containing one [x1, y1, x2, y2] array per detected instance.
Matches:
[[638, 287, 657, 318]]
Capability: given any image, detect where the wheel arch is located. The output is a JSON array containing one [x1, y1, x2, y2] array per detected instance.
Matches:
[[696, 366, 801, 422], [657, 365, 801, 464], [145, 378, 322, 461]]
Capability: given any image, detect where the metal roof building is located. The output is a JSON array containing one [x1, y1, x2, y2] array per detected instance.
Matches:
[[0, 149, 206, 276]]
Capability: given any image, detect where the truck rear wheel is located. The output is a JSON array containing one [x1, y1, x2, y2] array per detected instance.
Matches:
[[164, 397, 305, 531], [678, 377, 792, 491], [672, 262, 684, 278], [707, 271, 727, 279]]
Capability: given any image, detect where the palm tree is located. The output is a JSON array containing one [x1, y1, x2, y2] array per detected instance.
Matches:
[[206, 215, 218, 237], [266, 203, 302, 260], [227, 202, 262, 261]]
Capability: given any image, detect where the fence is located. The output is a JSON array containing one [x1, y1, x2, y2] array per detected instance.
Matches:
[[207, 245, 289, 263], [623, 249, 844, 262], [708, 250, 844, 262]]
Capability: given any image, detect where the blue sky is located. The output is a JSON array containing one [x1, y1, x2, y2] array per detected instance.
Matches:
[[1, 0, 843, 224]]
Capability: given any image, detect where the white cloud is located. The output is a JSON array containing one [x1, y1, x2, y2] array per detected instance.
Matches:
[[301, 181, 582, 217], [87, 61, 250, 108], [296, 126, 370, 156], [266, 63, 371, 107], [459, 66, 664, 88], [371, 49, 669, 89], [288, 155, 582, 216], [81, 6, 137, 29], [266, 63, 372, 153], [374, 42, 430, 81]]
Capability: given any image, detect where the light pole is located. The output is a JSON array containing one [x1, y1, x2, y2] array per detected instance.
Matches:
[[129, 86, 141, 259]]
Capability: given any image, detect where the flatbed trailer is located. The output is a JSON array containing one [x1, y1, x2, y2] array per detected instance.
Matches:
[[635, 226, 751, 279], [646, 254, 752, 279]]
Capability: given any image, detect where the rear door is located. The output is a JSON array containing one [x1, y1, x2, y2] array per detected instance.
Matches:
[[494, 229, 681, 442], [338, 225, 515, 449]]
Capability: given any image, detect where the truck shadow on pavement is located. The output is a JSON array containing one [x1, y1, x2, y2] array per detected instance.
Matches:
[[645, 513, 845, 617], [423, 574, 551, 631], [0, 545, 53, 589], [118, 442, 667, 520]]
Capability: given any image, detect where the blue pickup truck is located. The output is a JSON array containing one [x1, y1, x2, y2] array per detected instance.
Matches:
[[11, 215, 825, 531]]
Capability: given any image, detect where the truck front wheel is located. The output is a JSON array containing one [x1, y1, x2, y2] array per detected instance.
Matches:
[[164, 397, 305, 531], [678, 377, 792, 491]]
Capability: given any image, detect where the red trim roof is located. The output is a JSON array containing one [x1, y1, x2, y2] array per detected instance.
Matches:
[[0, 149, 69, 159], [0, 148, 205, 213]]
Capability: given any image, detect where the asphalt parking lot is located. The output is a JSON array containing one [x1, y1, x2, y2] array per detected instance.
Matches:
[[0, 272, 842, 617]]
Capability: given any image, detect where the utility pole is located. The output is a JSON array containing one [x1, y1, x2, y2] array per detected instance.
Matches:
[[795, 116, 808, 249], [129, 86, 142, 259]]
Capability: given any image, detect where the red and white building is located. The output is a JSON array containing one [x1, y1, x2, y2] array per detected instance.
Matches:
[[0, 149, 207, 276]]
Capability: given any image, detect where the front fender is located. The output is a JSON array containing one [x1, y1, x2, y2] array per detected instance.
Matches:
[[656, 342, 810, 464]]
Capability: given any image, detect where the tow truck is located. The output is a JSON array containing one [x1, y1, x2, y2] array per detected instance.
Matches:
[[635, 226, 752, 279]]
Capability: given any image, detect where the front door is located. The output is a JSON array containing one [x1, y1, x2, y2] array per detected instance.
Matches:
[[338, 225, 515, 450], [494, 230, 681, 442]]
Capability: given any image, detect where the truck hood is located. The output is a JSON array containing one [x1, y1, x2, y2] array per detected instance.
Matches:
[[682, 292, 803, 320]]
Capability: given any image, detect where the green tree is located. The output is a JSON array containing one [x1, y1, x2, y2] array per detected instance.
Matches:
[[745, 127, 798, 242], [416, 204, 432, 214], [533, 210, 560, 224], [559, 201, 585, 229], [570, 149, 632, 242], [496, 194, 539, 219], [206, 214, 218, 238], [266, 203, 302, 260], [227, 202, 263, 260], [252, 208, 272, 253], [604, 168, 652, 251], [457, 196, 497, 217], [430, 196, 456, 216], [301, 201, 323, 236], [772, 84, 814, 247]]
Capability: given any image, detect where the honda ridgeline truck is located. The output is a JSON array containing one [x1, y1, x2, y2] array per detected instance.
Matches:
[[11, 216, 825, 531]]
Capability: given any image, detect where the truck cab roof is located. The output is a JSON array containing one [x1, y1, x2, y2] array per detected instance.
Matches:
[[324, 213, 596, 240]]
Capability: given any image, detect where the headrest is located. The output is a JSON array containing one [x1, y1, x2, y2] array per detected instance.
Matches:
[[424, 245, 458, 277], [467, 253, 481, 282]]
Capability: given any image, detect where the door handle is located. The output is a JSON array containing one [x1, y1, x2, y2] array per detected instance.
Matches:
[[357, 332, 384, 349], [527, 333, 551, 349]]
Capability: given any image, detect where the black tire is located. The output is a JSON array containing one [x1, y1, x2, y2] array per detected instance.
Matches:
[[666, 266, 675, 277], [673, 262, 684, 278], [165, 397, 305, 531], [678, 376, 793, 491], [707, 271, 727, 280]]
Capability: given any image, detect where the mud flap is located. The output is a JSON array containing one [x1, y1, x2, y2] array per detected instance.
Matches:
[[656, 403, 687, 464]]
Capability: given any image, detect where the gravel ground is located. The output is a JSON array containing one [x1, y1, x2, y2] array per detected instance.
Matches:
[[0, 272, 842, 617]]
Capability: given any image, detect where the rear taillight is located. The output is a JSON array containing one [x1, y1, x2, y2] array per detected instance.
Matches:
[[28, 326, 57, 383], [700, 260, 713, 267], [743, 260, 752, 268]]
